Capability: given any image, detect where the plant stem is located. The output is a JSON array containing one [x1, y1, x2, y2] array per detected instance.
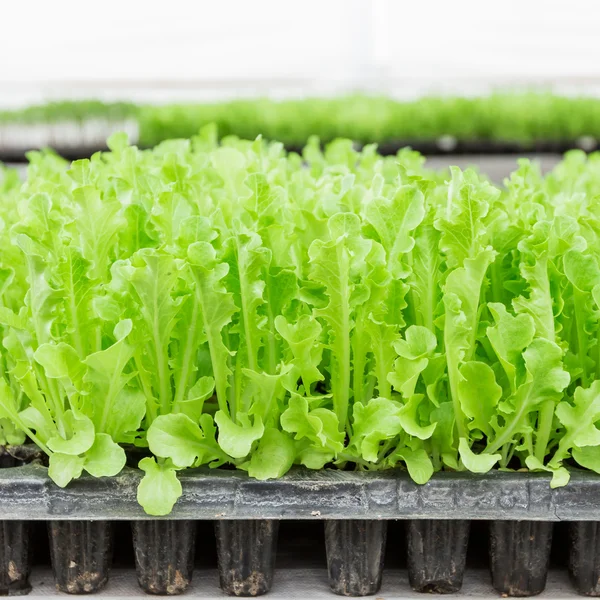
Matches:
[[134, 351, 156, 424], [235, 236, 262, 374], [352, 318, 367, 405], [501, 442, 510, 468], [173, 301, 198, 409], [486, 394, 530, 454], [338, 452, 371, 468], [534, 400, 555, 462], [490, 259, 503, 304], [574, 288, 588, 387], [333, 243, 351, 432]]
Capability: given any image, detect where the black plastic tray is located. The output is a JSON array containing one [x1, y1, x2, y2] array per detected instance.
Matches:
[[375, 138, 598, 156], [1, 463, 599, 521], [2, 462, 600, 596]]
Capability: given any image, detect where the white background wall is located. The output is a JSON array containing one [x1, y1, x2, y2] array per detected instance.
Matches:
[[2, 0, 600, 107]]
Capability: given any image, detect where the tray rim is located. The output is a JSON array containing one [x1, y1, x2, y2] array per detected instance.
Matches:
[[0, 462, 599, 521]]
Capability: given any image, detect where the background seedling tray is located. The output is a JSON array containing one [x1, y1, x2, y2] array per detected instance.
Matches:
[[0, 120, 597, 162]]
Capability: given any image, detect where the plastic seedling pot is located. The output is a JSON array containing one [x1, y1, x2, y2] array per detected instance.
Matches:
[[406, 519, 470, 593], [0, 520, 30, 596], [325, 520, 387, 597], [48, 521, 112, 594], [569, 521, 600, 596], [132, 521, 196, 595], [0, 447, 43, 596], [215, 520, 278, 597], [490, 520, 553, 597]]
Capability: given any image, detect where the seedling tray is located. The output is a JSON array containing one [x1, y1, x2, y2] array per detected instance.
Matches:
[[0, 463, 598, 521], [374, 138, 598, 156], [2, 463, 600, 597], [0, 120, 139, 162], [0, 120, 597, 162]]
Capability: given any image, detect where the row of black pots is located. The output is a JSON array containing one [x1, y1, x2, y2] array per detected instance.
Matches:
[[0, 519, 277, 596], [327, 519, 600, 597], [1, 518, 600, 597], [325, 519, 555, 597]]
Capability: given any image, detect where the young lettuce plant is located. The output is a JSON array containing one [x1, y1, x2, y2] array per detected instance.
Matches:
[[128, 144, 301, 514], [452, 168, 579, 481], [0, 165, 27, 448], [0, 155, 145, 486]]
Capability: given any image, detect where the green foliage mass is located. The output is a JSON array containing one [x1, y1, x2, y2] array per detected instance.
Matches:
[[3, 94, 600, 148], [2, 132, 600, 514]]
